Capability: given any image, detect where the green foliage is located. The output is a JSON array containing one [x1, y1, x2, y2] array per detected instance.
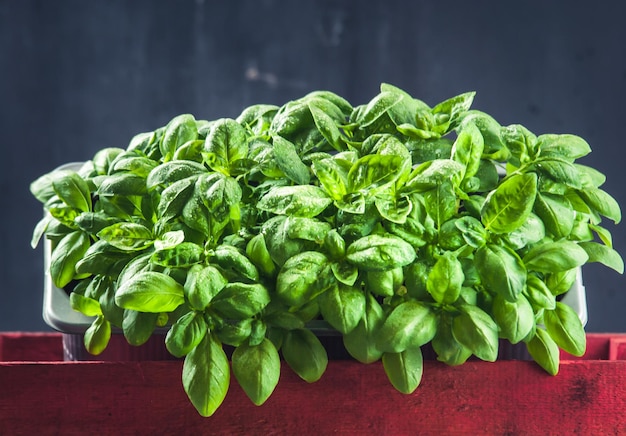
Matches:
[[32, 84, 623, 416]]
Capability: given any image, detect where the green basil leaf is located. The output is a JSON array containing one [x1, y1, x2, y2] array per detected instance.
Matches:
[[427, 252, 464, 304], [323, 229, 346, 260], [386, 215, 431, 249], [404, 159, 464, 192], [403, 261, 431, 300], [115, 271, 185, 313], [305, 90, 353, 117], [452, 122, 484, 180], [212, 244, 259, 282], [52, 171, 91, 212], [331, 261, 359, 286], [211, 283, 271, 319], [536, 134, 591, 161], [75, 211, 122, 237], [245, 234, 277, 277], [263, 311, 305, 332], [75, 240, 133, 277], [165, 311, 208, 358], [127, 131, 158, 157], [184, 264, 227, 310], [318, 284, 366, 334], [347, 154, 404, 194], [272, 135, 311, 185], [431, 314, 472, 366], [481, 173, 537, 233], [533, 193, 575, 239], [574, 163, 606, 189], [154, 230, 185, 251], [31, 216, 53, 249], [382, 347, 424, 394], [578, 241, 624, 274], [356, 91, 403, 128], [525, 275, 556, 310], [492, 293, 534, 344], [179, 188, 212, 236], [376, 300, 437, 353], [406, 138, 453, 164], [308, 102, 343, 151], [236, 104, 279, 133], [374, 193, 413, 224], [365, 269, 397, 297], [161, 114, 198, 159], [204, 118, 248, 174], [475, 244, 526, 302], [343, 293, 385, 363], [472, 159, 500, 192], [262, 216, 315, 266], [501, 124, 537, 166], [396, 123, 439, 139], [50, 231, 91, 288], [452, 305, 498, 362], [97, 173, 147, 196], [544, 302, 586, 357], [216, 318, 253, 347], [346, 234, 416, 271], [526, 328, 560, 375], [282, 328, 328, 383], [458, 111, 505, 155], [69, 292, 102, 317], [183, 334, 230, 417], [122, 310, 158, 346], [368, 135, 412, 175], [312, 157, 349, 201], [151, 242, 205, 268], [31, 171, 64, 204], [270, 100, 313, 137], [247, 319, 266, 347], [533, 158, 582, 189], [285, 217, 332, 243], [522, 241, 588, 273], [424, 181, 458, 228], [97, 222, 153, 251], [432, 91, 476, 131], [505, 213, 546, 250], [455, 216, 487, 248], [545, 269, 578, 296], [84, 316, 111, 355], [97, 280, 124, 328], [146, 160, 207, 189], [115, 252, 151, 285], [257, 185, 332, 217], [577, 188, 622, 224], [589, 224, 613, 248], [276, 251, 334, 307], [335, 192, 366, 214], [232, 338, 281, 406], [110, 154, 158, 178], [172, 139, 206, 163]]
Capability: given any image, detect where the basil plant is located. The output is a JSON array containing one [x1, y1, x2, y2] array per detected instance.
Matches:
[[31, 84, 623, 416]]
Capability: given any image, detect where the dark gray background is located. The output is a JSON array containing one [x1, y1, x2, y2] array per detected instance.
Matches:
[[1, 0, 624, 331]]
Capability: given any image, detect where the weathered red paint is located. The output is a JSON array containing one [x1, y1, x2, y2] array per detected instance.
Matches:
[[1, 333, 625, 434]]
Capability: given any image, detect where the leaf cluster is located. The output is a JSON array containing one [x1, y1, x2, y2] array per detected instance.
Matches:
[[31, 84, 623, 416]]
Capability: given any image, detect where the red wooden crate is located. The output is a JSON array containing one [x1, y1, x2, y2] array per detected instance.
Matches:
[[1, 333, 625, 434]]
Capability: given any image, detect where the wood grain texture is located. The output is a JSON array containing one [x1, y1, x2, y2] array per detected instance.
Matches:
[[1, 334, 625, 434]]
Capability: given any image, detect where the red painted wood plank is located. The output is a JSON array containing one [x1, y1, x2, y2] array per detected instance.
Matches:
[[1, 359, 625, 434], [610, 336, 626, 361], [0, 333, 62, 362], [2, 333, 626, 362]]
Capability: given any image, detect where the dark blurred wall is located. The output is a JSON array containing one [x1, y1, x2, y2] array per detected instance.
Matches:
[[1, 0, 625, 331]]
